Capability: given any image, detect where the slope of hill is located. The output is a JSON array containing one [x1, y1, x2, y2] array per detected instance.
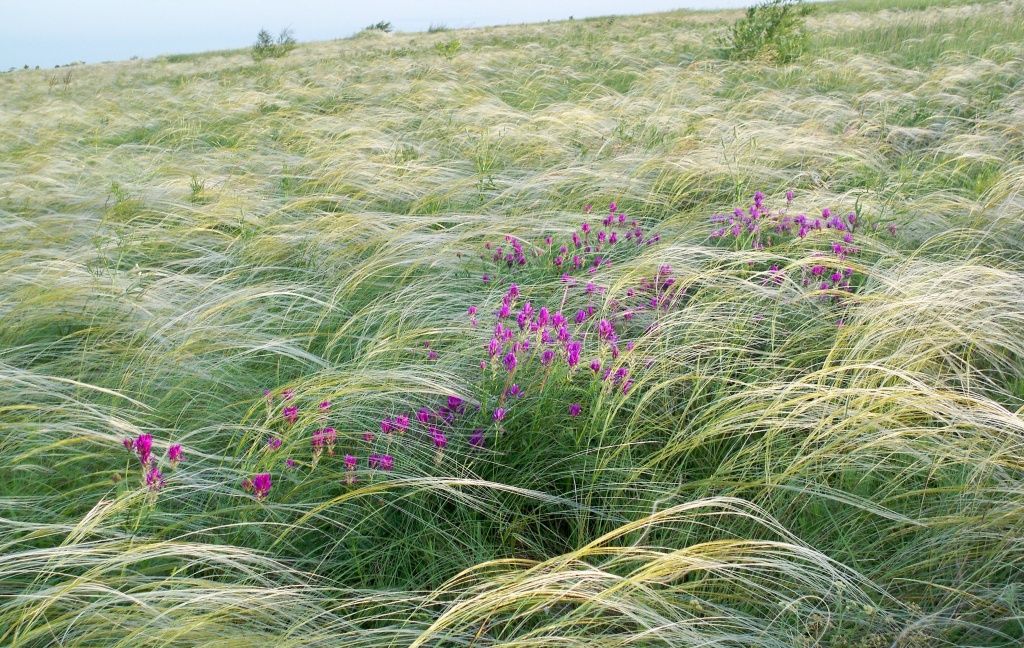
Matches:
[[2, 1, 1023, 645]]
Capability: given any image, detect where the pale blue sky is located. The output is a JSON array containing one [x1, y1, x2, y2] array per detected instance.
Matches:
[[1, 0, 754, 70]]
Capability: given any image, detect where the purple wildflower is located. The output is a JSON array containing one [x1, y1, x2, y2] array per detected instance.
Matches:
[[145, 466, 164, 491], [470, 429, 485, 449], [566, 341, 582, 368], [493, 408, 505, 421], [251, 473, 272, 501], [134, 434, 153, 466], [568, 403, 582, 417], [432, 429, 447, 449]]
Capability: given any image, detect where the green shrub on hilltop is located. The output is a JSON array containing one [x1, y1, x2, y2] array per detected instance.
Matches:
[[723, 0, 812, 63], [252, 27, 297, 61]]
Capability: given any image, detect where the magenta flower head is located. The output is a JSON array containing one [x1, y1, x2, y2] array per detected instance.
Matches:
[[590, 358, 601, 373], [363, 431, 374, 442], [123, 437, 133, 452], [598, 319, 615, 340], [251, 473, 272, 501], [381, 418, 393, 434], [537, 307, 550, 328], [482, 274, 490, 282], [167, 444, 184, 468], [286, 458, 296, 469], [381, 455, 394, 471], [503, 351, 517, 372], [470, 429, 485, 449], [786, 190, 794, 202], [448, 395, 463, 412], [508, 283, 520, 300], [134, 434, 154, 466], [283, 406, 298, 424], [242, 478, 253, 493], [282, 389, 295, 401], [432, 429, 447, 449], [569, 403, 582, 417], [609, 202, 617, 212], [566, 341, 582, 368], [418, 408, 430, 424], [541, 349, 555, 365], [368, 453, 382, 469], [395, 414, 409, 433], [145, 466, 164, 492], [267, 437, 282, 451], [339, 454, 356, 483], [585, 204, 593, 213], [319, 401, 330, 411], [557, 325, 570, 343], [428, 350, 438, 360], [493, 408, 505, 421], [488, 337, 502, 358]]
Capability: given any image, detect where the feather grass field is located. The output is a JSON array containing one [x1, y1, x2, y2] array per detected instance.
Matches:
[[2, 0, 1024, 645]]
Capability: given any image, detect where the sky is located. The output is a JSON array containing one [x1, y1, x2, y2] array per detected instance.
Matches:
[[0, 0, 755, 71]]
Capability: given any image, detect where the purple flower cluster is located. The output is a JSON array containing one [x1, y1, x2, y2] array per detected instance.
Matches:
[[119, 433, 182, 497], [708, 192, 898, 297], [479, 203, 659, 284]]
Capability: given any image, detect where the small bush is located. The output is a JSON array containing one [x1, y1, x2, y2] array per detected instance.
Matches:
[[435, 39, 461, 59], [427, 23, 449, 33], [252, 28, 297, 62], [722, 0, 811, 63], [365, 21, 393, 33]]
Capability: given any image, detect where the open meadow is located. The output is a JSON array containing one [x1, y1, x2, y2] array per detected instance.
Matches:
[[2, 0, 1024, 645]]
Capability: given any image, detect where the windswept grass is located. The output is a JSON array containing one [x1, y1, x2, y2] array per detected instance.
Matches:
[[2, 0, 1024, 645]]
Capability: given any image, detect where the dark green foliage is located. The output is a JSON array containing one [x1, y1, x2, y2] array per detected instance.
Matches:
[[723, 0, 811, 63], [252, 28, 297, 62], [365, 21, 393, 33]]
